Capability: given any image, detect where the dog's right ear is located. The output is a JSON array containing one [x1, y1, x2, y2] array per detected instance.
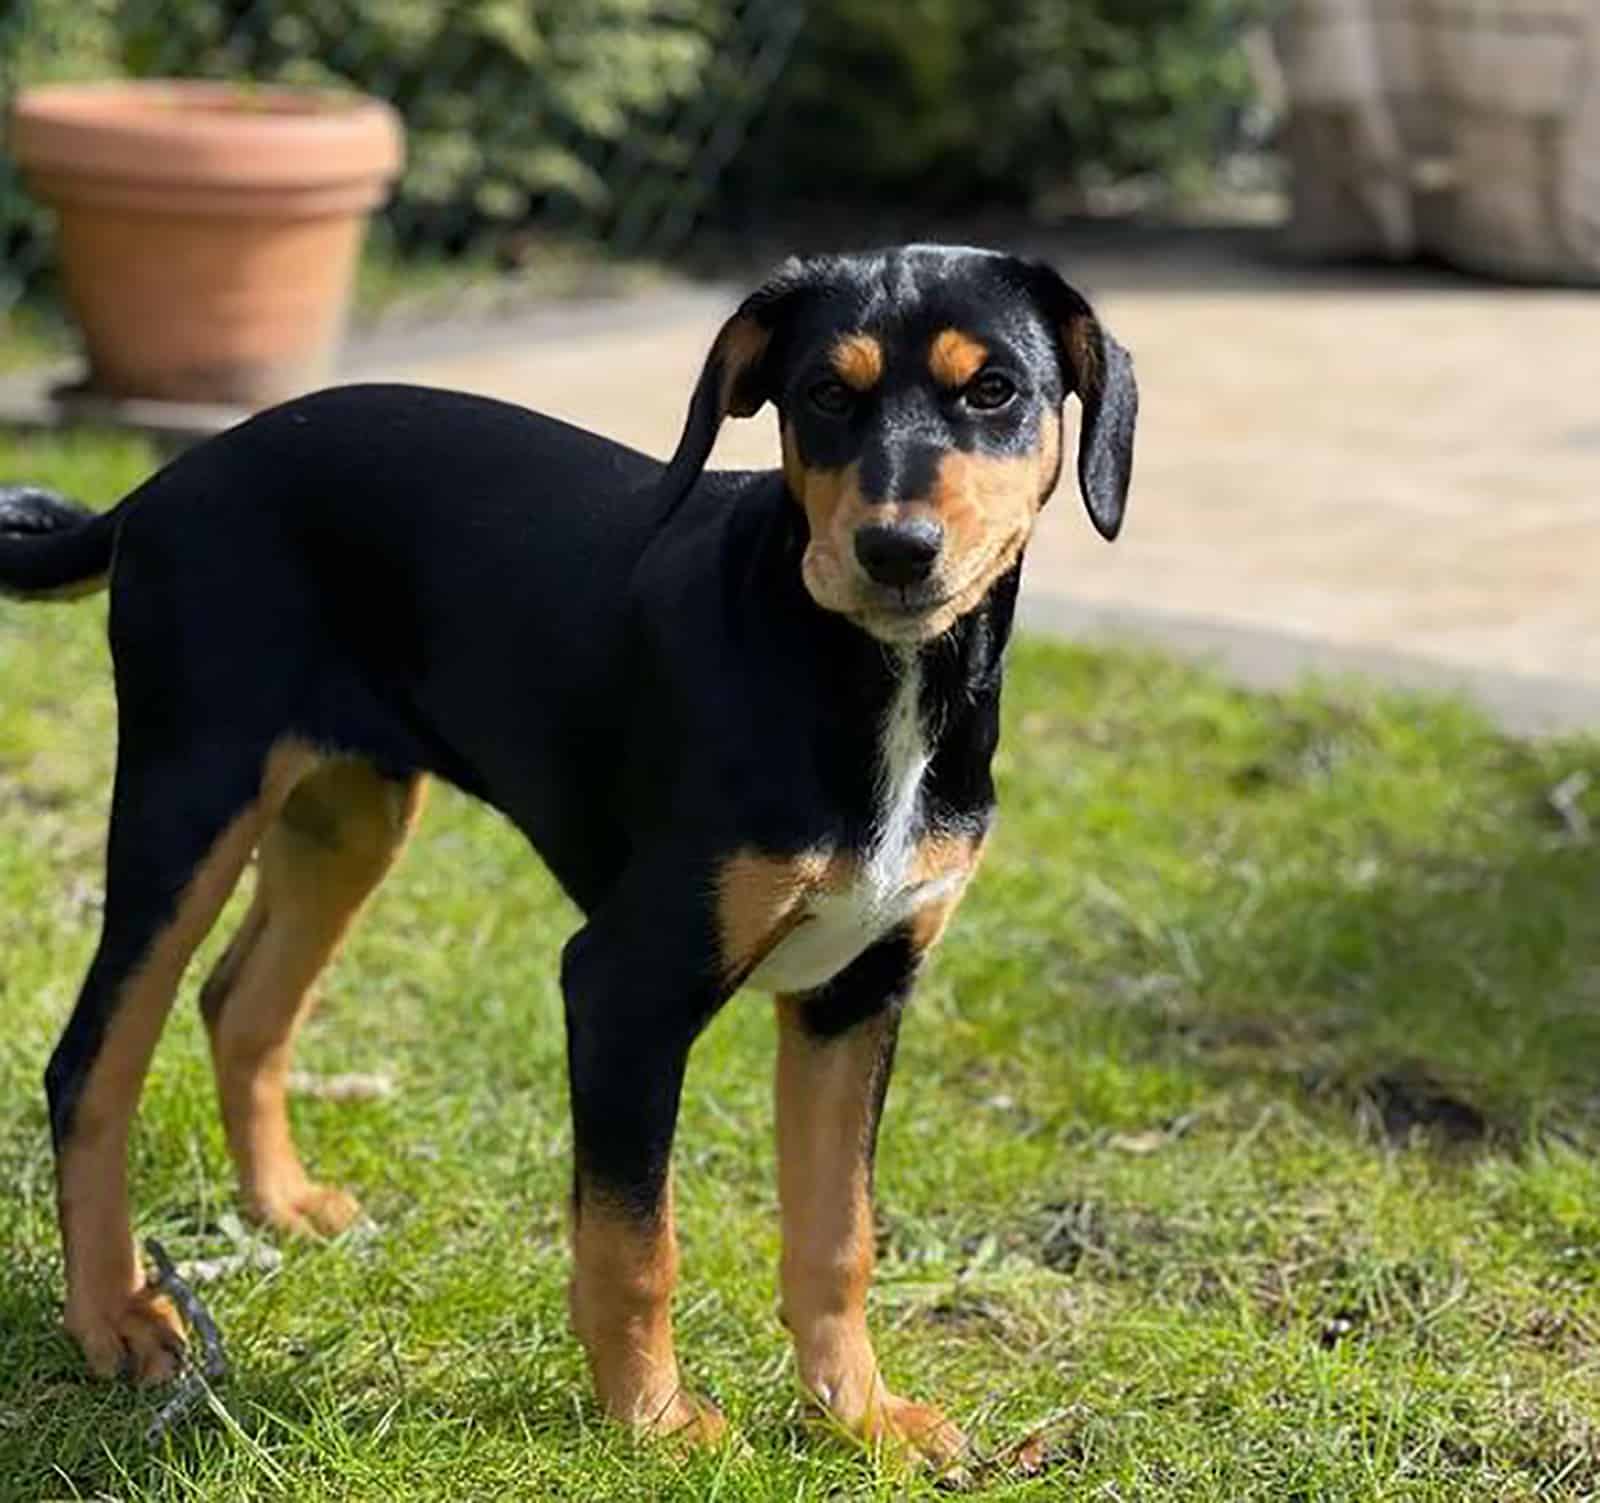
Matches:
[[655, 259, 823, 513]]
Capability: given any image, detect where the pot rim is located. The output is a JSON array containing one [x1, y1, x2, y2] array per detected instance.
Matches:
[[10, 79, 404, 188]]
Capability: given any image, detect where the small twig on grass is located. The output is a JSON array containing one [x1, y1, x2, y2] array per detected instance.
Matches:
[[142, 1238, 229, 1445], [940, 1405, 1088, 1491]]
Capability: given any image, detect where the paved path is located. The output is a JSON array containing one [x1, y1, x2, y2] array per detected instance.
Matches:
[[345, 232, 1600, 732]]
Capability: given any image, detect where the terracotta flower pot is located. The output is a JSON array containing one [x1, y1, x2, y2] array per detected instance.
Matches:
[[8, 80, 404, 405]]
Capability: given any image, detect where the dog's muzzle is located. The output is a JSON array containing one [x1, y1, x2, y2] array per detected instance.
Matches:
[[853, 518, 943, 588]]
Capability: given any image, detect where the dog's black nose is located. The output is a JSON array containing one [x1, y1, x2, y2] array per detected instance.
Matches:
[[854, 519, 943, 588]]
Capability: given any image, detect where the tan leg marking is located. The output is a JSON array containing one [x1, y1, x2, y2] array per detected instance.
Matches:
[[775, 1000, 967, 1469], [716, 847, 844, 989], [905, 831, 987, 951], [569, 1183, 726, 1444], [717, 835, 984, 990], [201, 762, 426, 1237], [59, 810, 263, 1384]]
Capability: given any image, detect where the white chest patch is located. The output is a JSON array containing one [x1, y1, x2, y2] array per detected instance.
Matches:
[[746, 651, 962, 994]]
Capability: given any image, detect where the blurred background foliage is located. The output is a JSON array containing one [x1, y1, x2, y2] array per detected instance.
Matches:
[[1, 0, 1261, 308], [759, 0, 1256, 208]]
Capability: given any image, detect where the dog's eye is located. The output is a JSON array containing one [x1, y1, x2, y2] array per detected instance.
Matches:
[[808, 378, 855, 417], [965, 371, 1016, 411]]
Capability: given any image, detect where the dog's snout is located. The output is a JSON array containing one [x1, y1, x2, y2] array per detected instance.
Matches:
[[854, 518, 943, 588]]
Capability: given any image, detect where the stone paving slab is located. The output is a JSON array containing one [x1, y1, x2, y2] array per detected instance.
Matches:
[[342, 237, 1600, 727], [0, 376, 248, 448]]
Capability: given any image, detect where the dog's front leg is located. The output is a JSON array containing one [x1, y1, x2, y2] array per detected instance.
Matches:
[[558, 894, 726, 1445], [775, 934, 968, 1469]]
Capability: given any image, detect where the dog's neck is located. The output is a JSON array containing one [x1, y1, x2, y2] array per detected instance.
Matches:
[[760, 477, 1022, 717], [751, 484, 1019, 831]]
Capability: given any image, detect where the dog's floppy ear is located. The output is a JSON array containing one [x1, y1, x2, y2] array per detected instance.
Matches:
[[655, 258, 822, 513], [1020, 262, 1138, 541]]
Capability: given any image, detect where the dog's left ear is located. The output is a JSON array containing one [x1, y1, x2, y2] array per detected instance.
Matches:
[[655, 259, 823, 514], [1019, 261, 1138, 541]]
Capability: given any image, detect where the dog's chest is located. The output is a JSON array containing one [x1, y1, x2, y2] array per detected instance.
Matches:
[[728, 655, 972, 995]]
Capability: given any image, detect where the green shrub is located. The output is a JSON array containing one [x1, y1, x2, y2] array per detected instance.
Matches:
[[142, 0, 717, 245], [2, 0, 722, 301], [760, 0, 1258, 207], [2, 0, 1258, 309], [0, 0, 119, 303], [114, 0, 719, 246]]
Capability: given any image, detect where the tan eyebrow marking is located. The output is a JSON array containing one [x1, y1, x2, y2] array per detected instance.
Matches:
[[929, 328, 989, 388], [828, 333, 885, 392]]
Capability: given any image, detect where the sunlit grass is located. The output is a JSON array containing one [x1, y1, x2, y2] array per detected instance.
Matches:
[[3, 431, 1600, 1499]]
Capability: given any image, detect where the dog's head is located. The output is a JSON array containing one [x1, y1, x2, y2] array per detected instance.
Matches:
[[658, 244, 1138, 644]]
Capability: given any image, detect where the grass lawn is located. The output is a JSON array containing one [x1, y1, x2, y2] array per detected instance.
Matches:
[[4, 429, 1600, 1501], [0, 308, 73, 377]]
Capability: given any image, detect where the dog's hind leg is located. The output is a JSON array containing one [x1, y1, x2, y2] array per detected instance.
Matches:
[[199, 760, 426, 1237], [43, 740, 306, 1383]]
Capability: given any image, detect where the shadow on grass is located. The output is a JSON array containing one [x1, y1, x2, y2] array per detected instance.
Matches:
[[0, 1301, 865, 1503], [0, 1271, 585, 1498], [989, 648, 1600, 1159], [1169, 809, 1600, 1151]]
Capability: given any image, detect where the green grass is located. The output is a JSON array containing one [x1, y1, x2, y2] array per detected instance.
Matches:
[[4, 430, 1600, 1500], [0, 307, 74, 377]]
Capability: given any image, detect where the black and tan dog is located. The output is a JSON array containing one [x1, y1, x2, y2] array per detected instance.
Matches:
[[0, 244, 1135, 1464]]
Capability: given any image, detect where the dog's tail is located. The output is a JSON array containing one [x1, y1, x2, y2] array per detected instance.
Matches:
[[0, 485, 118, 601]]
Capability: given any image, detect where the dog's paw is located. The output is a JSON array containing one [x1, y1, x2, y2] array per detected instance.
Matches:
[[612, 1388, 730, 1450], [655, 1390, 730, 1449], [66, 1285, 186, 1385], [871, 1395, 968, 1472], [249, 1180, 362, 1238], [809, 1384, 969, 1473]]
